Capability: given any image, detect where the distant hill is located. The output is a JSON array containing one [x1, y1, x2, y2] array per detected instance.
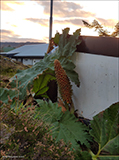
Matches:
[[0, 42, 46, 52], [1, 46, 15, 52]]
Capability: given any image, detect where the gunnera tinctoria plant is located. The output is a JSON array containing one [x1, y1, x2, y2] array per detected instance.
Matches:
[[0, 103, 76, 160]]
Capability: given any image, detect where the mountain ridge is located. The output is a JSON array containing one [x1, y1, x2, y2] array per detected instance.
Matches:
[[0, 42, 46, 49]]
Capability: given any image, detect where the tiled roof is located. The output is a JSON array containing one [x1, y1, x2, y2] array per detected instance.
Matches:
[[7, 44, 49, 57]]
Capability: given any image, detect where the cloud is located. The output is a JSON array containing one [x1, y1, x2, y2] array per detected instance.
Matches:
[[1, 37, 42, 43], [54, 18, 83, 26], [1, 2, 14, 11], [42, 37, 49, 43], [1, 1, 25, 11], [10, 1, 25, 5], [1, 29, 20, 41], [96, 18, 118, 28], [25, 17, 84, 28], [1, 29, 15, 35], [25, 18, 49, 27], [83, 18, 118, 28], [37, 1, 95, 18], [11, 24, 17, 28], [1, 29, 42, 42]]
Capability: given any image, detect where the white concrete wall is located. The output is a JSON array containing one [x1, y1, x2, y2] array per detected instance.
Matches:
[[72, 52, 119, 119], [33, 59, 41, 65], [22, 58, 41, 65], [23, 58, 33, 65]]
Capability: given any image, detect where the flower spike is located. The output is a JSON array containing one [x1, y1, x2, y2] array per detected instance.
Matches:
[[54, 59, 74, 113]]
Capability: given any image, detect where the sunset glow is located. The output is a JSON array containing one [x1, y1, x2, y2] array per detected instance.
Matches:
[[1, 0, 119, 42]]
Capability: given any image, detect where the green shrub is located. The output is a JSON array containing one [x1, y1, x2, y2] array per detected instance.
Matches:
[[0, 104, 76, 160]]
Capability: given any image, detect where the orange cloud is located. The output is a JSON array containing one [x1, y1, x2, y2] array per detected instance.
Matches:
[[9, 1, 25, 5], [1, 1, 14, 11], [1, 29, 41, 42], [54, 18, 83, 26], [25, 17, 85, 28], [96, 18, 118, 28], [83, 18, 118, 29], [1, 29, 14, 35], [37, 1, 95, 18], [1, 1, 25, 11], [25, 18, 49, 27]]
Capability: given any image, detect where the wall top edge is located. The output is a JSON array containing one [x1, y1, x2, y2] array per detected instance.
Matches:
[[76, 36, 119, 57]]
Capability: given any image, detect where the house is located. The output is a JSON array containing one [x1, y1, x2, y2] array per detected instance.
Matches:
[[6, 43, 49, 65], [0, 52, 8, 56]]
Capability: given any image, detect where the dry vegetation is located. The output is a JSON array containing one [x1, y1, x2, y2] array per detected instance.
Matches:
[[0, 55, 30, 87]]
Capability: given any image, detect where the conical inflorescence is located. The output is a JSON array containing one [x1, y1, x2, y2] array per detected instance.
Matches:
[[54, 59, 72, 105]]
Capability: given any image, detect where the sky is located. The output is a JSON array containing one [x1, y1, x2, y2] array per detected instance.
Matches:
[[1, 0, 119, 43]]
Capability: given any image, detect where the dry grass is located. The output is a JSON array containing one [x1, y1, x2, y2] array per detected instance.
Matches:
[[0, 55, 30, 87]]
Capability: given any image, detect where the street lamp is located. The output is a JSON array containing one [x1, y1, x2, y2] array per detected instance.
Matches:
[[49, 0, 53, 41]]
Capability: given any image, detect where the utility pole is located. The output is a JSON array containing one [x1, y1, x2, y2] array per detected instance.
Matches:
[[49, 0, 53, 42]]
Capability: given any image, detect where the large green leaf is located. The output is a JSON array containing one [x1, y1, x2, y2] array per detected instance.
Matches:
[[90, 102, 119, 159], [53, 32, 60, 45], [9, 61, 53, 100], [32, 68, 56, 98], [35, 100, 92, 150], [6, 28, 81, 101], [52, 111, 91, 149], [75, 151, 92, 160], [34, 99, 63, 123]]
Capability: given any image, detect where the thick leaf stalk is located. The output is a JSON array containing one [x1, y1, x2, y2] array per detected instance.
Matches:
[[54, 59, 74, 113]]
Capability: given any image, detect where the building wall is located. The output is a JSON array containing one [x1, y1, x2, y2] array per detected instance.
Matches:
[[33, 59, 41, 65], [23, 58, 33, 65], [17, 58, 22, 63], [22, 58, 41, 65], [72, 52, 119, 119]]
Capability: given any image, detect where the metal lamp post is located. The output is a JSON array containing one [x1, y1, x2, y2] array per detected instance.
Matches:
[[49, 0, 53, 41]]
